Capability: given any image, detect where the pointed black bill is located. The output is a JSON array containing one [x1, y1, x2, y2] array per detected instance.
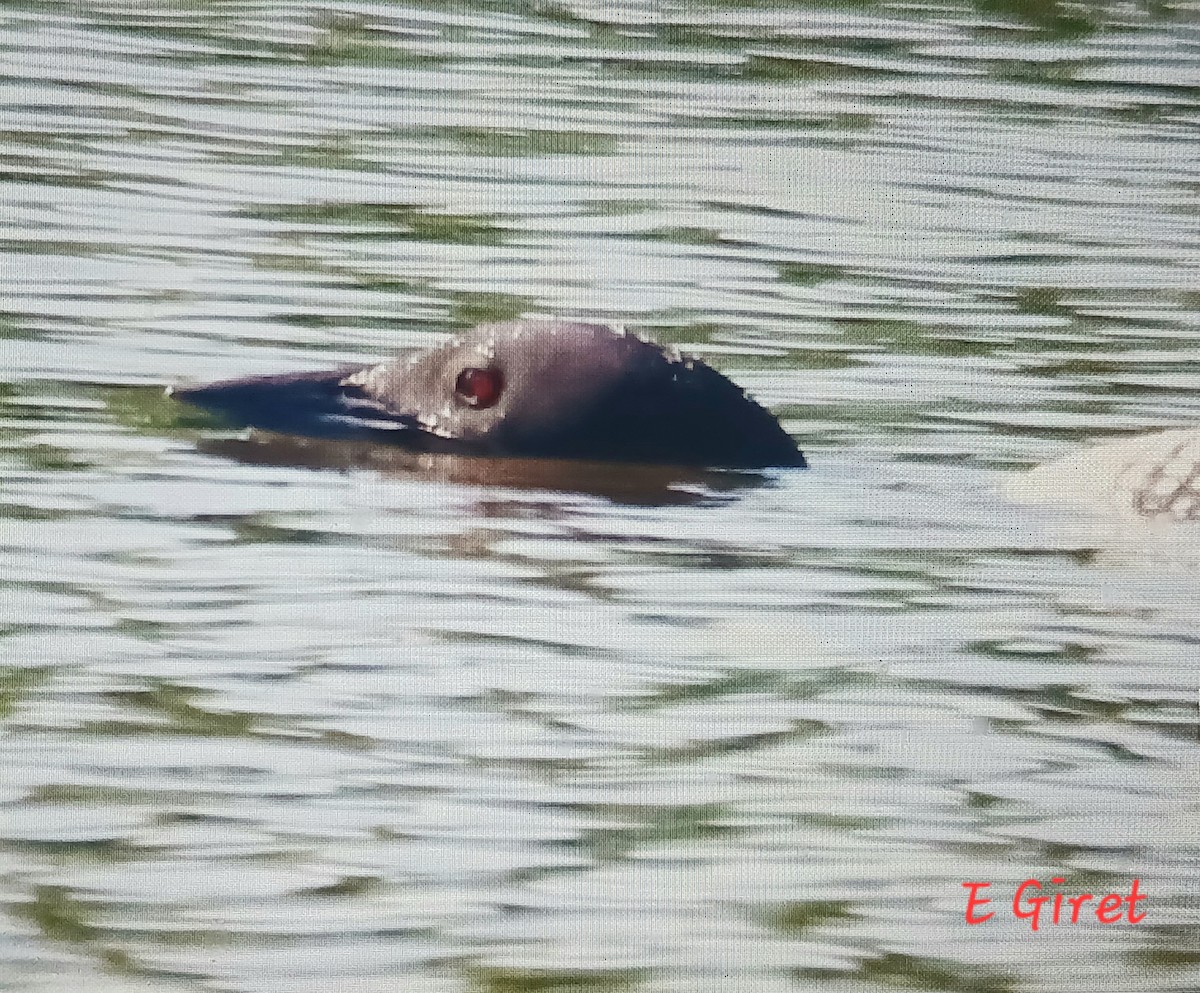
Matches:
[[169, 368, 422, 441]]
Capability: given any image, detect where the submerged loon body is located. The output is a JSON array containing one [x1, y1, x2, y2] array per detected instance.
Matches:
[[172, 320, 805, 469], [1007, 426, 1200, 522]]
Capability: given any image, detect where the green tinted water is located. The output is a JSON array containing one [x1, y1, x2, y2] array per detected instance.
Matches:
[[2, 2, 1199, 991]]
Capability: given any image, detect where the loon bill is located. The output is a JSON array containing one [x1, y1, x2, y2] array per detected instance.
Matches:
[[170, 320, 806, 469]]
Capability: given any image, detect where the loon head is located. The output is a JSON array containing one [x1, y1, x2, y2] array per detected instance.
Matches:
[[172, 320, 805, 470]]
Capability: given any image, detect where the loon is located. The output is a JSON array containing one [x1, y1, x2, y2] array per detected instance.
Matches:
[[1006, 426, 1200, 522], [172, 320, 805, 470]]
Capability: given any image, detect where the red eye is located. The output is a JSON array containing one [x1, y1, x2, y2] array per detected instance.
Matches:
[[454, 367, 503, 409]]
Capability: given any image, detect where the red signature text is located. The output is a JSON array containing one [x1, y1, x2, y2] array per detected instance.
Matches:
[[962, 878, 1147, 931]]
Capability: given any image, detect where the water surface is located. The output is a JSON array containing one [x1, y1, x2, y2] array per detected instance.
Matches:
[[3, 2, 1200, 991]]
